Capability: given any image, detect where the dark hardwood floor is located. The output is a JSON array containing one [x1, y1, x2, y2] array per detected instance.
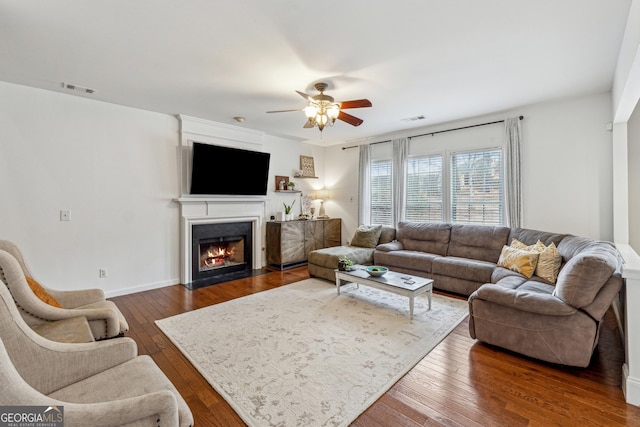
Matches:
[[111, 267, 640, 426]]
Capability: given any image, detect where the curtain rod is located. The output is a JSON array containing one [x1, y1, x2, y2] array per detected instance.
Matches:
[[341, 115, 524, 150]]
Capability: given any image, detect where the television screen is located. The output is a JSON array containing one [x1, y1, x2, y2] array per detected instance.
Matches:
[[190, 142, 271, 196]]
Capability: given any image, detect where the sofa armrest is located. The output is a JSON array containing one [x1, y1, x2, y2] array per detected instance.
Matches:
[[47, 287, 106, 308], [470, 283, 577, 316], [62, 391, 180, 427], [375, 241, 404, 252]]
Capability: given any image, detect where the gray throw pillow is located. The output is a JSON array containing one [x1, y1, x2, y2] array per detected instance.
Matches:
[[350, 225, 383, 248]]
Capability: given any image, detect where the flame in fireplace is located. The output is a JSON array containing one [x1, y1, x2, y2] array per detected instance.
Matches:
[[201, 243, 237, 269], [208, 247, 226, 259]]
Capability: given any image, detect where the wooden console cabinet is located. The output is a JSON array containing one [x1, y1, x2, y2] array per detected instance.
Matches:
[[266, 218, 341, 270]]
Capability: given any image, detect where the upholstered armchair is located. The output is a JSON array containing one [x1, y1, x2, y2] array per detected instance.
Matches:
[[0, 250, 194, 427], [0, 240, 128, 339]]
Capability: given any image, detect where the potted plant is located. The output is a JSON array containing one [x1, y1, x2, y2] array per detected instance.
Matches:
[[283, 200, 296, 220], [286, 181, 296, 191], [338, 255, 354, 271]]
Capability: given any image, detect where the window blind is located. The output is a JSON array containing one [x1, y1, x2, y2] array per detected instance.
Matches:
[[406, 155, 443, 222], [370, 160, 392, 225], [450, 149, 503, 225]]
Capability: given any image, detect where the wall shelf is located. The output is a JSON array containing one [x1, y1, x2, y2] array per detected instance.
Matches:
[[275, 190, 301, 193], [295, 176, 318, 179]]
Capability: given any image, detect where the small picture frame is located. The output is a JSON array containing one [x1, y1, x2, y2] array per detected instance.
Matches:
[[275, 175, 289, 191], [300, 155, 316, 177]]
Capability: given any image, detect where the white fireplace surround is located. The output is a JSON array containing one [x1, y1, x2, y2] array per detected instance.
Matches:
[[176, 115, 268, 285], [177, 197, 266, 285]]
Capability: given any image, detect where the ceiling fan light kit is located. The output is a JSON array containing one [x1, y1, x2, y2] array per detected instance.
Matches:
[[267, 82, 372, 133]]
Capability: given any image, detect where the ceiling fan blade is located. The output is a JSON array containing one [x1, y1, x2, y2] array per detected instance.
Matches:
[[296, 90, 313, 102], [339, 99, 372, 109], [266, 108, 302, 113], [338, 111, 364, 127], [303, 120, 314, 128]]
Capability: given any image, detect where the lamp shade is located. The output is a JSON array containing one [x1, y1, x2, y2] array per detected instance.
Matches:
[[314, 189, 329, 201]]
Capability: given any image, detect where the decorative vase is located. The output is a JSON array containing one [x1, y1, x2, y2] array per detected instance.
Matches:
[[285, 213, 293, 221], [276, 212, 286, 221]]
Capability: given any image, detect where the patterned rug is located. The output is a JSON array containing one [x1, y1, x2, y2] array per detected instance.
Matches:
[[156, 278, 469, 427]]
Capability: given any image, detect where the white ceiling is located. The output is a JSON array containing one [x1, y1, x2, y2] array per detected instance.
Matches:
[[0, 1, 632, 146]]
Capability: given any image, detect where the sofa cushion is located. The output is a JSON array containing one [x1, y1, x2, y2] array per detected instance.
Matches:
[[474, 282, 576, 316], [308, 246, 376, 268], [378, 225, 396, 244], [497, 246, 539, 278], [432, 256, 496, 283], [491, 266, 526, 284], [553, 246, 618, 308], [373, 250, 441, 274], [374, 241, 403, 252], [508, 228, 568, 248], [448, 224, 510, 263], [493, 274, 528, 290], [557, 235, 598, 262], [396, 222, 450, 256], [350, 225, 383, 248]]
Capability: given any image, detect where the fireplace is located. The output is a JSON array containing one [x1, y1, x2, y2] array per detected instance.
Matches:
[[176, 195, 267, 288], [189, 221, 253, 289]]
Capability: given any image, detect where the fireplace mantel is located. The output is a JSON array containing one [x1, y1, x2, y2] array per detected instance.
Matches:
[[175, 115, 269, 286], [176, 196, 266, 285]]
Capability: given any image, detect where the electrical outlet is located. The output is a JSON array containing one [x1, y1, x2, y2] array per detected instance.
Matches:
[[60, 210, 70, 221], [99, 268, 108, 278]]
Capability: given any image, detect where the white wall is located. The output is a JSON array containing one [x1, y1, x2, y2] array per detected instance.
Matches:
[[629, 103, 640, 248], [261, 134, 326, 220], [520, 93, 613, 238], [323, 92, 615, 242], [0, 82, 181, 296]]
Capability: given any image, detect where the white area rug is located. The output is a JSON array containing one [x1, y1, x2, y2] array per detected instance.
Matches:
[[156, 278, 468, 427]]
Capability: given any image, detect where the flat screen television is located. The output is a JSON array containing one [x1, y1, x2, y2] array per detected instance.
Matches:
[[190, 142, 271, 196]]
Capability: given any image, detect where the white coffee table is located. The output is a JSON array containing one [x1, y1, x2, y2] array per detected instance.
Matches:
[[335, 265, 433, 319]]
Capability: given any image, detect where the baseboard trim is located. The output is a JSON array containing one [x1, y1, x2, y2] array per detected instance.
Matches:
[[623, 363, 640, 406], [104, 279, 179, 298]]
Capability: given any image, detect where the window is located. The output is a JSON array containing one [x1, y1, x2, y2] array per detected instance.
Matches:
[[369, 140, 505, 225], [370, 160, 392, 225], [406, 155, 443, 222], [367, 147, 504, 226], [450, 149, 503, 225]]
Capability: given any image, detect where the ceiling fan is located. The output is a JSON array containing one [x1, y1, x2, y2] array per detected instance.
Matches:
[[267, 82, 372, 132]]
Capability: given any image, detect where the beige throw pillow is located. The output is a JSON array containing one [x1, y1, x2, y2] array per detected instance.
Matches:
[[497, 245, 540, 279], [509, 238, 562, 283], [536, 242, 562, 283], [350, 225, 383, 248]]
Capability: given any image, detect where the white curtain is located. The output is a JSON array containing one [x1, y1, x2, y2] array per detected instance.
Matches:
[[358, 144, 371, 225], [504, 117, 522, 227], [392, 138, 409, 228]]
